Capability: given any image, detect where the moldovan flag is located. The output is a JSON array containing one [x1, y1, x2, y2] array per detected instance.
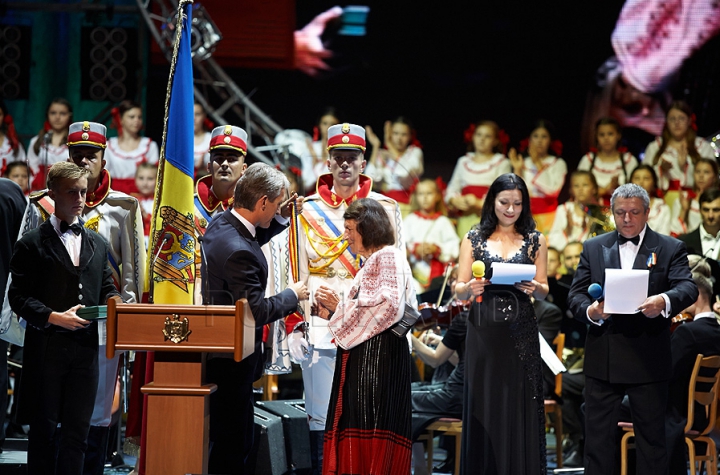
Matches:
[[147, 0, 196, 305]]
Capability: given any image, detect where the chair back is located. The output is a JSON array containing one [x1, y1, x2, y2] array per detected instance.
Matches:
[[684, 354, 720, 436], [553, 333, 565, 398]]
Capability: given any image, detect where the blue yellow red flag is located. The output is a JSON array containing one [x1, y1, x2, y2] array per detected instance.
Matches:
[[147, 0, 195, 304]]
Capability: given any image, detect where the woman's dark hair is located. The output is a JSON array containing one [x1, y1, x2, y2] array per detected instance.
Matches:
[[317, 106, 340, 126], [0, 99, 20, 157], [649, 100, 701, 166], [530, 119, 556, 141], [467, 120, 501, 153], [2, 160, 30, 178], [477, 173, 535, 240], [629, 164, 659, 197], [118, 99, 142, 117], [343, 198, 395, 250], [594, 116, 622, 135], [33, 97, 73, 155]]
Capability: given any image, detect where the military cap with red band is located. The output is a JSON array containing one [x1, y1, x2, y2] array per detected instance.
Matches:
[[209, 125, 248, 155], [67, 121, 107, 149], [327, 123, 366, 152]]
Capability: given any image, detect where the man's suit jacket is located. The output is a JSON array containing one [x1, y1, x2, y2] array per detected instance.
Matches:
[[8, 219, 118, 419], [0, 179, 26, 309], [568, 228, 697, 384], [202, 209, 298, 382], [677, 228, 720, 297]]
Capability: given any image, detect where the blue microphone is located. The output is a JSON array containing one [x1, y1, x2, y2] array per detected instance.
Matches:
[[588, 283, 604, 302]]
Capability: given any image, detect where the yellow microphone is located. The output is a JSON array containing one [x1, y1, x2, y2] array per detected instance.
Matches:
[[471, 260, 486, 303]]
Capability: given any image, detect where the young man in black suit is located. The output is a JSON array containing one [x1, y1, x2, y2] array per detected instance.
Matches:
[[8, 162, 119, 475], [568, 183, 697, 475], [678, 187, 720, 297], [202, 161, 309, 474]]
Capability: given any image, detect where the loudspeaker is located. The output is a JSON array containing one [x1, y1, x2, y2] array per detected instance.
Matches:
[[248, 407, 288, 475], [256, 399, 312, 472], [0, 24, 31, 99], [80, 27, 139, 102]]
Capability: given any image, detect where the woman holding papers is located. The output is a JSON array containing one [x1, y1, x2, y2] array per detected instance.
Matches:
[[455, 173, 549, 474]]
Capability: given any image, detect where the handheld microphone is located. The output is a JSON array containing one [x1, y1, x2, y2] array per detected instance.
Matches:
[[471, 260, 486, 303], [588, 283, 604, 303]]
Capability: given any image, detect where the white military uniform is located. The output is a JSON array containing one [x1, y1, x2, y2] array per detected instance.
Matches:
[[297, 173, 404, 430]]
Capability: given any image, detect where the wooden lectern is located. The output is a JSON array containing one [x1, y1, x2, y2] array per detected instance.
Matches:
[[107, 298, 255, 475]]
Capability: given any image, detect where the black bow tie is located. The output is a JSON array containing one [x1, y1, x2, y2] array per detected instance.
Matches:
[[618, 233, 640, 246], [60, 221, 82, 236]]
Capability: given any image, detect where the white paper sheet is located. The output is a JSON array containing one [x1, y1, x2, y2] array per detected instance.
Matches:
[[539, 333, 566, 375], [603, 268, 649, 314], [489, 262, 537, 285]]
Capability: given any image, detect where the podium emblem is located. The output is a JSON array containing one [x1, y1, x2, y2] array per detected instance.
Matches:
[[163, 314, 192, 343]]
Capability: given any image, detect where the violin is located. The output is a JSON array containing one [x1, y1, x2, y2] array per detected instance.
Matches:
[[415, 263, 470, 330], [670, 312, 694, 333]]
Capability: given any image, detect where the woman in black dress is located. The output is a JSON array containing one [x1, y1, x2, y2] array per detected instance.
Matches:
[[454, 173, 550, 474]]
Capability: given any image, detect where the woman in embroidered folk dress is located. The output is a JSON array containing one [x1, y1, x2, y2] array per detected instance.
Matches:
[[643, 100, 716, 209], [455, 173, 549, 475], [0, 100, 26, 174], [630, 164, 672, 235], [26, 98, 72, 191], [446, 120, 511, 239], [104, 100, 159, 194], [509, 119, 567, 235], [193, 101, 212, 179], [404, 178, 460, 295], [577, 117, 638, 205], [365, 116, 424, 216], [669, 157, 719, 236], [315, 198, 415, 475]]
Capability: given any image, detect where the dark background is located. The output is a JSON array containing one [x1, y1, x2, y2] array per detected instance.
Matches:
[[142, 1, 720, 199]]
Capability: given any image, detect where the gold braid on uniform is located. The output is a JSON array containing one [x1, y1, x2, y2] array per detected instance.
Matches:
[[300, 215, 351, 271]]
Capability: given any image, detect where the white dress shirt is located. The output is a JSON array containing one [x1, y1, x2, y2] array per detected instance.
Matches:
[[50, 214, 82, 266], [699, 225, 720, 261], [589, 225, 671, 325]]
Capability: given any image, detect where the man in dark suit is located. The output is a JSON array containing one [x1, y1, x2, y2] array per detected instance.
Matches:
[[678, 187, 720, 297], [202, 161, 309, 474], [666, 269, 720, 474], [0, 178, 26, 453], [8, 162, 119, 475], [568, 183, 698, 475]]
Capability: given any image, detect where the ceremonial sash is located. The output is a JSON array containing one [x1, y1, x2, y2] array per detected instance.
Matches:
[[304, 200, 357, 277]]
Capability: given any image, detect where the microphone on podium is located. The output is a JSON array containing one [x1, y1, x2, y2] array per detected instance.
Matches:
[[588, 283, 604, 303], [472, 261, 486, 303]]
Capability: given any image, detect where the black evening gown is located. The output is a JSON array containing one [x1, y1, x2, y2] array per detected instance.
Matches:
[[461, 229, 547, 475]]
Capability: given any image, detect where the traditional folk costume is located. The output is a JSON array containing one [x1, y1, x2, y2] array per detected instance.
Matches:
[[104, 136, 159, 195], [518, 155, 567, 235], [293, 123, 405, 473], [445, 153, 511, 238], [26, 136, 68, 191], [648, 197, 672, 236], [644, 137, 715, 208], [17, 122, 145, 472], [670, 192, 701, 237], [547, 202, 593, 251], [577, 151, 638, 204], [193, 130, 211, 178], [402, 211, 459, 292], [0, 135, 26, 167], [364, 144, 423, 215], [323, 245, 415, 475], [296, 173, 404, 427]]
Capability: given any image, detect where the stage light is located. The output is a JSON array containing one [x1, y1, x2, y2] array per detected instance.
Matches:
[[163, 4, 222, 61]]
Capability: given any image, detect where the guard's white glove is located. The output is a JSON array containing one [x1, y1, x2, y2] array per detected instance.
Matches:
[[289, 331, 310, 363]]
